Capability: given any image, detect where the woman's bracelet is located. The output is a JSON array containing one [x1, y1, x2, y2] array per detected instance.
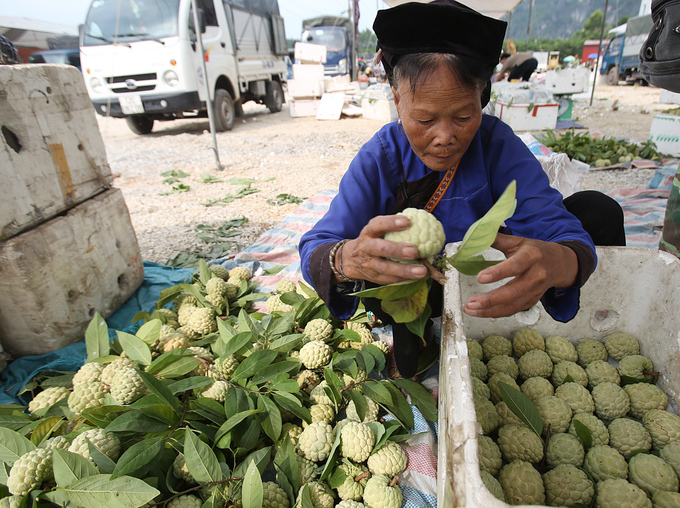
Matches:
[[329, 239, 359, 282]]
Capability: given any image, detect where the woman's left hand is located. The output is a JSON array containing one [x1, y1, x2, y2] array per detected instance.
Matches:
[[463, 233, 579, 318]]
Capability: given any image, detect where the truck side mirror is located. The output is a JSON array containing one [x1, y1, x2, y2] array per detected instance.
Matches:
[[189, 8, 207, 39]]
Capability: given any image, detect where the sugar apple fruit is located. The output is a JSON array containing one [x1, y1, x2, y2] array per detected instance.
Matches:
[[543, 464, 595, 507], [68, 428, 121, 461], [478, 435, 502, 476], [346, 396, 380, 423], [569, 412, 610, 446], [310, 380, 333, 405], [617, 355, 656, 383], [583, 445, 628, 482], [0, 495, 22, 508], [659, 440, 680, 480], [101, 357, 138, 385], [643, 409, 680, 449], [307, 481, 334, 508], [40, 436, 69, 451], [628, 452, 679, 497], [604, 332, 640, 361], [336, 501, 366, 508], [576, 338, 609, 367], [469, 356, 488, 382], [517, 349, 553, 379], [496, 401, 525, 427], [109, 366, 146, 404], [209, 264, 229, 280], [266, 294, 295, 314], [555, 381, 595, 414], [652, 491, 680, 508], [608, 417, 652, 458], [186, 307, 216, 335], [296, 370, 321, 394], [586, 359, 622, 389], [336, 461, 370, 501], [201, 380, 229, 402], [466, 339, 484, 361], [596, 479, 652, 508], [166, 495, 203, 508], [308, 404, 336, 425], [383, 208, 445, 262], [299, 341, 333, 369], [298, 421, 335, 462], [624, 383, 669, 419], [498, 459, 545, 505], [72, 361, 104, 386], [480, 470, 505, 502], [363, 474, 403, 508], [521, 376, 555, 402], [6, 447, 53, 496], [341, 422, 375, 463], [487, 372, 520, 404], [474, 397, 500, 435], [262, 481, 289, 508], [275, 279, 297, 294], [486, 354, 519, 380], [497, 424, 544, 463], [229, 266, 252, 281], [304, 319, 334, 341], [592, 382, 631, 421], [28, 386, 70, 413], [535, 395, 573, 435], [172, 453, 196, 484], [481, 334, 513, 361], [512, 328, 545, 357], [67, 381, 107, 415], [209, 355, 240, 381], [472, 376, 491, 401], [544, 335, 578, 363], [545, 432, 585, 468], [551, 360, 588, 387], [367, 440, 407, 476], [205, 276, 229, 297]]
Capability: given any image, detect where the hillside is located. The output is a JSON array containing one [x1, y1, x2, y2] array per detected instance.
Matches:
[[505, 0, 641, 41]]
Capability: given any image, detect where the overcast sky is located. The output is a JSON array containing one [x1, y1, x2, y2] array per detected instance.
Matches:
[[2, 0, 389, 39]]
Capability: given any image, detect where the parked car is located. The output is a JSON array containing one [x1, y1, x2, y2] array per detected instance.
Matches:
[[28, 49, 81, 69]]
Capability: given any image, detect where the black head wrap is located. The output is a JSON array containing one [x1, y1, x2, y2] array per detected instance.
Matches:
[[373, 0, 507, 106]]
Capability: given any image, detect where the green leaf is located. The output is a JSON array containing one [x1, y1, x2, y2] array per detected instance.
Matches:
[[237, 308, 264, 340], [55, 474, 159, 507], [111, 438, 164, 480], [367, 422, 386, 452], [348, 390, 368, 422], [214, 410, 262, 447], [447, 180, 517, 271], [381, 382, 416, 430], [199, 174, 223, 184], [361, 381, 393, 406], [106, 409, 171, 434], [351, 278, 424, 300], [319, 426, 343, 482], [272, 393, 311, 424], [274, 438, 299, 493], [135, 319, 162, 346], [257, 395, 282, 442], [156, 284, 184, 309], [53, 449, 99, 487], [242, 460, 264, 508], [138, 371, 182, 415], [251, 361, 300, 386], [0, 415, 33, 432], [198, 259, 212, 285], [168, 376, 213, 395], [391, 378, 438, 422], [154, 356, 201, 379], [138, 404, 180, 427], [85, 313, 110, 361], [381, 279, 429, 323], [116, 331, 152, 366], [0, 427, 35, 464], [572, 419, 593, 450], [404, 302, 432, 339], [184, 428, 223, 483], [87, 440, 116, 474], [232, 350, 278, 380], [29, 416, 63, 446], [498, 381, 543, 437], [448, 256, 502, 277]]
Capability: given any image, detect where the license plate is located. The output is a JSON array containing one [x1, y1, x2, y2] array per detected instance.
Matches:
[[119, 94, 144, 115]]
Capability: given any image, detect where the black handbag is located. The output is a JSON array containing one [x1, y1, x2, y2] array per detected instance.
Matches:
[[639, 0, 680, 92]]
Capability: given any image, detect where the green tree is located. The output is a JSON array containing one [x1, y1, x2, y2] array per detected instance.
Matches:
[[357, 29, 377, 59], [582, 9, 605, 39]]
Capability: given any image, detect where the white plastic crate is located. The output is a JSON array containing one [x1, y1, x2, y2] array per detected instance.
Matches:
[[544, 67, 590, 95], [494, 101, 558, 132], [287, 79, 325, 99], [293, 64, 325, 82], [649, 114, 680, 157], [361, 98, 398, 123], [289, 99, 321, 118], [439, 246, 680, 507], [294, 42, 326, 64]]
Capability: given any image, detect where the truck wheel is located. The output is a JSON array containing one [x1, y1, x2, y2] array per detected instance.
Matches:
[[214, 89, 235, 132], [607, 66, 619, 86], [125, 115, 154, 135], [265, 81, 283, 113]]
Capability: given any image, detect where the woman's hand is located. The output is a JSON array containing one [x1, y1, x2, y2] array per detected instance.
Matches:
[[463, 233, 579, 318], [336, 215, 428, 285]]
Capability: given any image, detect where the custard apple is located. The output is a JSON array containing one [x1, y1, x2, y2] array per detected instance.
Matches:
[[487, 372, 520, 404], [163, 335, 191, 352], [552, 360, 588, 387], [363, 474, 403, 508], [295, 454, 318, 484], [496, 401, 525, 426], [521, 376, 555, 402], [40, 436, 69, 451], [469, 356, 488, 382], [618, 355, 656, 383], [186, 307, 216, 335], [172, 453, 197, 484], [486, 354, 519, 380], [72, 362, 104, 386], [201, 380, 229, 402], [205, 276, 228, 296], [543, 464, 595, 507], [204, 293, 226, 311], [310, 380, 333, 405], [659, 440, 680, 480], [583, 445, 628, 482], [346, 396, 380, 423], [28, 386, 70, 413], [229, 266, 252, 280], [275, 279, 297, 294], [628, 452, 679, 497], [67, 381, 107, 415], [336, 501, 366, 508], [6, 447, 52, 496], [177, 325, 201, 341], [341, 422, 375, 463], [466, 339, 484, 361], [512, 328, 545, 357], [544, 335, 578, 363], [498, 459, 545, 505], [535, 395, 573, 435], [497, 424, 544, 463], [262, 481, 289, 508], [480, 470, 505, 502], [586, 360, 622, 389], [569, 412, 610, 446], [643, 409, 680, 450], [68, 428, 121, 461], [555, 381, 595, 414], [266, 294, 295, 314], [304, 319, 334, 341], [474, 397, 500, 435], [209, 355, 240, 381], [177, 304, 198, 327], [367, 440, 407, 476], [296, 370, 321, 394], [608, 418, 652, 459], [0, 495, 22, 508], [482, 334, 513, 361], [592, 382, 631, 421], [517, 349, 553, 379], [336, 461, 370, 501], [472, 376, 491, 401], [348, 325, 375, 349], [308, 404, 336, 425], [624, 383, 669, 419], [545, 432, 585, 468], [166, 495, 202, 508], [653, 491, 680, 508], [596, 479, 652, 508], [298, 422, 336, 462], [383, 207, 445, 261], [109, 367, 146, 405], [299, 341, 333, 369], [101, 357, 138, 385], [576, 338, 609, 367], [307, 481, 334, 508], [371, 340, 391, 356], [209, 264, 230, 280], [604, 332, 640, 361], [478, 435, 502, 476]]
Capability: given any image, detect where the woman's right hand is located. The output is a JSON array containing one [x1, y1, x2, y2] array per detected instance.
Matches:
[[336, 215, 429, 285]]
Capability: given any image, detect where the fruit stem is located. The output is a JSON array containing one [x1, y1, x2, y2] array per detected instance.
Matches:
[[420, 258, 447, 285]]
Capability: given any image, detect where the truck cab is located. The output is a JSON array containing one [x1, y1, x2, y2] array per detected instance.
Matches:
[[301, 16, 353, 77]]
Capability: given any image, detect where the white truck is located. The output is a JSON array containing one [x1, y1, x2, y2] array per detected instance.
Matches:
[[80, 0, 288, 134]]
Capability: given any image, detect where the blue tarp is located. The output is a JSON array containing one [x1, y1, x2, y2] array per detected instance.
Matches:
[[0, 261, 193, 405]]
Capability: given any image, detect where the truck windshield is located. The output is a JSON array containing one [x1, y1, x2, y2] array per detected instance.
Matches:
[[302, 28, 345, 52], [82, 0, 181, 46]]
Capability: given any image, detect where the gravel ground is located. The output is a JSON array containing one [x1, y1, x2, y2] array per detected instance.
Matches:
[[97, 81, 672, 265]]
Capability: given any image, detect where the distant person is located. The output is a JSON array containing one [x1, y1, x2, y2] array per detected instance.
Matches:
[[497, 51, 537, 81], [0, 35, 21, 64]]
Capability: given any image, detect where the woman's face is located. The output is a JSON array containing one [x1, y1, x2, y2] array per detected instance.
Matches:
[[393, 63, 483, 172]]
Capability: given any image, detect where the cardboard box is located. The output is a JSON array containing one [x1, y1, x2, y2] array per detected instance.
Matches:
[[0, 188, 144, 358], [294, 42, 326, 64], [287, 79, 325, 99], [544, 67, 590, 95], [293, 64, 325, 82], [649, 114, 680, 157], [289, 99, 321, 118], [0, 64, 113, 241], [439, 246, 680, 507], [494, 101, 558, 131], [361, 98, 398, 124]]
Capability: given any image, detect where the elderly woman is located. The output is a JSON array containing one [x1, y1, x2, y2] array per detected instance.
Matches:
[[299, 0, 599, 377]]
